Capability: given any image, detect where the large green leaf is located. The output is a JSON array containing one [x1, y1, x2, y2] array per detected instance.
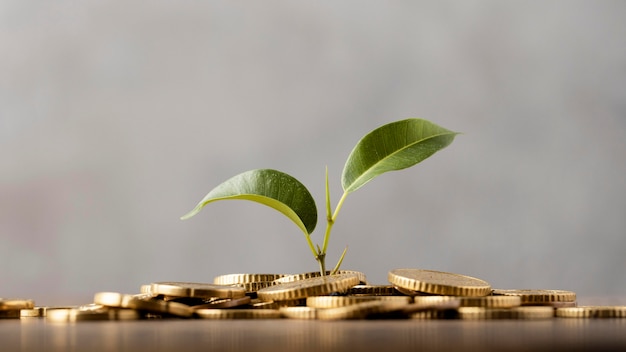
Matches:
[[342, 118, 458, 193], [180, 169, 317, 235]]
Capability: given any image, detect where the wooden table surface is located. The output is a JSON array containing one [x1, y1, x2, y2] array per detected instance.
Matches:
[[3, 315, 626, 351]]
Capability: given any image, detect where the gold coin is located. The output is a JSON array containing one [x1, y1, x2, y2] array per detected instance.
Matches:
[[528, 301, 577, 308], [46, 307, 140, 322], [249, 300, 279, 309], [150, 282, 246, 299], [213, 273, 287, 285], [0, 310, 21, 319], [412, 295, 520, 308], [258, 273, 360, 301], [458, 307, 512, 319], [513, 307, 555, 319], [316, 300, 408, 320], [306, 295, 411, 308], [234, 281, 277, 293], [556, 306, 626, 318], [273, 270, 367, 285], [21, 306, 76, 318], [492, 289, 576, 303], [75, 303, 104, 311], [460, 296, 521, 308], [347, 285, 404, 296], [388, 269, 491, 297], [279, 306, 318, 320], [140, 284, 153, 295], [191, 296, 251, 309], [20, 307, 49, 318], [194, 308, 281, 319], [161, 296, 213, 305], [411, 296, 461, 305], [404, 298, 461, 315], [128, 297, 193, 318], [410, 309, 459, 319], [94, 292, 193, 318], [248, 299, 306, 309], [458, 306, 554, 320], [93, 292, 135, 307], [0, 299, 35, 311]]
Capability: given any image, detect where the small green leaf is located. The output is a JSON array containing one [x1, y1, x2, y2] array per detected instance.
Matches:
[[342, 118, 458, 193], [180, 169, 317, 235]]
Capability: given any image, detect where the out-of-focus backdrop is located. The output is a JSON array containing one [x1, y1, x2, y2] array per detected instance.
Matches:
[[2, 1, 625, 305]]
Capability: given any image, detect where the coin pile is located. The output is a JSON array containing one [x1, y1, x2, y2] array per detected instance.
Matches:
[[6, 268, 626, 321]]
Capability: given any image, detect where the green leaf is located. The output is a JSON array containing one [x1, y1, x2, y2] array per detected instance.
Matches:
[[180, 169, 317, 235], [342, 118, 459, 193]]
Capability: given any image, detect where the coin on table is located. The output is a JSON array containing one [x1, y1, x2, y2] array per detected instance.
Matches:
[[249, 298, 306, 309], [458, 307, 511, 319], [438, 296, 521, 308], [249, 300, 280, 309], [458, 306, 554, 320], [20, 307, 51, 318], [213, 273, 287, 285], [404, 299, 461, 315], [412, 295, 520, 308], [150, 282, 246, 299], [410, 309, 459, 319], [127, 297, 193, 318], [492, 289, 576, 304], [78, 303, 107, 311], [273, 270, 367, 285], [0, 310, 21, 318], [526, 301, 577, 308], [0, 298, 35, 310], [191, 296, 251, 309], [306, 295, 411, 308], [161, 296, 213, 305], [258, 273, 360, 301], [21, 306, 77, 318], [94, 292, 193, 318], [140, 284, 153, 295], [513, 307, 555, 319], [195, 308, 281, 319], [46, 307, 140, 322], [94, 292, 135, 307], [234, 281, 277, 293], [279, 306, 318, 320], [388, 269, 491, 297], [346, 285, 404, 296], [556, 306, 626, 318], [316, 300, 408, 320]]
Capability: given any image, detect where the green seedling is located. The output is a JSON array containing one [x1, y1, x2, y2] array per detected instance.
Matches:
[[181, 118, 458, 276]]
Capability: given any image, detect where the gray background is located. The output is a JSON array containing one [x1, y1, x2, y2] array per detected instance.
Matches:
[[2, 1, 625, 306]]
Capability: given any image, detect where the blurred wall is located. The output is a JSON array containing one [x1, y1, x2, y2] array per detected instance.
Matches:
[[1, 1, 625, 305]]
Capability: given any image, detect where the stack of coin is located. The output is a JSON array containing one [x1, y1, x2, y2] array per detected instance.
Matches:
[[1, 298, 35, 319], [492, 289, 577, 307], [387, 269, 579, 320], [11, 268, 626, 321], [213, 273, 287, 296], [273, 270, 368, 285]]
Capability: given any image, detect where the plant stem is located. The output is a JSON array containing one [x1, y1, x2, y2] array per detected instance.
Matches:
[[304, 233, 319, 260], [330, 246, 348, 275], [321, 191, 348, 258], [317, 253, 326, 276], [316, 169, 349, 276]]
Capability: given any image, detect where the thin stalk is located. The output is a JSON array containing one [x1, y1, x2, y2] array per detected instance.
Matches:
[[321, 190, 348, 255], [325, 166, 332, 223], [304, 233, 319, 260], [317, 254, 326, 276], [330, 246, 348, 275], [317, 167, 350, 276]]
